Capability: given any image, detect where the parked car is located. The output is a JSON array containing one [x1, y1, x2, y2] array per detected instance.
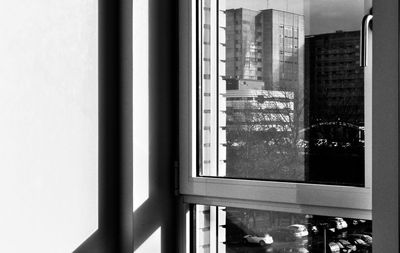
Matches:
[[305, 222, 337, 235], [347, 237, 371, 252], [329, 242, 342, 253], [315, 138, 328, 147], [336, 218, 348, 229], [288, 224, 309, 238], [329, 217, 348, 230], [310, 220, 338, 234], [243, 233, 274, 246], [336, 239, 357, 253], [307, 223, 319, 235], [342, 218, 357, 229], [348, 234, 372, 246]]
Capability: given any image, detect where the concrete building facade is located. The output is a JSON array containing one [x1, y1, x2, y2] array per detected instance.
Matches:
[[226, 8, 262, 81], [226, 8, 305, 93], [258, 9, 305, 92]]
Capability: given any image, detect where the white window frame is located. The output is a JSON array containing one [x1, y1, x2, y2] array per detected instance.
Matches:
[[179, 0, 399, 252]]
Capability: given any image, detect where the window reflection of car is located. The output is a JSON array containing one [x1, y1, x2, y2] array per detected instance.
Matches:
[[348, 234, 372, 246], [337, 239, 357, 252], [342, 142, 351, 148], [296, 139, 309, 149], [303, 221, 319, 235], [309, 225, 319, 234], [336, 218, 348, 229], [328, 217, 348, 230], [309, 218, 344, 234], [343, 218, 368, 230], [242, 233, 273, 246], [328, 242, 341, 253], [329, 141, 339, 148], [315, 138, 328, 147], [310, 241, 340, 253], [287, 224, 309, 238], [230, 141, 245, 148], [269, 228, 297, 242], [347, 237, 370, 252]]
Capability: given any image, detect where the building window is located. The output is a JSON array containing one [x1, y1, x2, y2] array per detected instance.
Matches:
[[179, 0, 400, 252]]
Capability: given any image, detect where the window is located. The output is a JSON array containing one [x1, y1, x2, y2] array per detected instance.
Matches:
[[179, 0, 400, 252]]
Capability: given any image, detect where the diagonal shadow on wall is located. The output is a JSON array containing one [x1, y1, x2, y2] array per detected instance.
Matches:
[[73, 0, 179, 252]]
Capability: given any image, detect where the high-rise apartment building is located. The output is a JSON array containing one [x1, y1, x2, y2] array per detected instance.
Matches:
[[304, 31, 365, 186], [305, 31, 364, 125], [258, 9, 305, 92], [226, 8, 304, 92], [226, 8, 261, 81]]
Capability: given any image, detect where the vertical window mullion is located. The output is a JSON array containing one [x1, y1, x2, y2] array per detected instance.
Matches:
[[217, 206, 227, 252], [218, 0, 227, 177], [201, 0, 218, 176]]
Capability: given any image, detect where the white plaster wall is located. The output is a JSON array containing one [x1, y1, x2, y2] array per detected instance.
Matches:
[[133, 0, 149, 213], [0, 1, 98, 252]]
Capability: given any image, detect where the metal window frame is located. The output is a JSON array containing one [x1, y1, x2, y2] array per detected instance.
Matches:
[[179, 0, 400, 252]]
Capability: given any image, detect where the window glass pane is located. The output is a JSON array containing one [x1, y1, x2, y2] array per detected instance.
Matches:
[[199, 0, 369, 186], [195, 205, 373, 253]]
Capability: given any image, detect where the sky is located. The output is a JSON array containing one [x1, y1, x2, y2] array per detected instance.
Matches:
[[226, 0, 367, 35]]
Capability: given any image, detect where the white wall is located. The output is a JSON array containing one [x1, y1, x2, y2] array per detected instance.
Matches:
[[133, 1, 163, 252], [133, 0, 149, 214], [0, 1, 98, 252], [133, 0, 179, 252]]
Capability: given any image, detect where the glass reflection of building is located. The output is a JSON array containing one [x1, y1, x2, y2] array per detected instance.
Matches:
[[224, 9, 306, 181], [225, 79, 295, 132], [225, 8, 305, 137], [226, 8, 261, 81], [226, 8, 305, 92], [258, 9, 304, 92], [305, 31, 364, 126], [304, 30, 365, 186]]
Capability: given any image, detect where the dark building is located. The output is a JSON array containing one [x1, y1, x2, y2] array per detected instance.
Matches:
[[305, 30, 364, 126], [305, 31, 365, 186]]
